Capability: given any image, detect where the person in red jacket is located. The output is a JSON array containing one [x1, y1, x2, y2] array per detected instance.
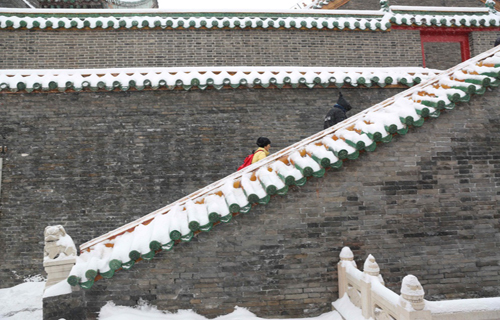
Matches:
[[252, 137, 271, 164]]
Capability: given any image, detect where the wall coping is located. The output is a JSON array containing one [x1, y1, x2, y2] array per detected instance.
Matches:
[[1, 5, 499, 31], [0, 67, 441, 94]]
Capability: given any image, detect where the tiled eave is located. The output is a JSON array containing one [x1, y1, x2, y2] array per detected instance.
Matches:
[[2, 5, 500, 31], [0, 67, 441, 94], [390, 6, 500, 28], [67, 45, 500, 290], [0, 8, 390, 31]]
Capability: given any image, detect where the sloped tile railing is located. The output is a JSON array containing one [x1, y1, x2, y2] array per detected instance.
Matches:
[[66, 45, 500, 289]]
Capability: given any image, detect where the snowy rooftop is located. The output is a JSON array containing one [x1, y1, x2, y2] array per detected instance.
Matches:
[[0, 67, 441, 93], [1, 4, 500, 30], [67, 45, 500, 289]]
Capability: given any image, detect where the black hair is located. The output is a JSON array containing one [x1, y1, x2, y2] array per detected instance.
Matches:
[[256, 137, 271, 148], [337, 91, 352, 111]]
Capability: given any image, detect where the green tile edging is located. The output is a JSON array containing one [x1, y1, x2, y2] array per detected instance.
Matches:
[[0, 77, 421, 93]]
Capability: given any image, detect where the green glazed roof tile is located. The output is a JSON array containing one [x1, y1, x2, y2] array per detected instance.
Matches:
[[0, 67, 441, 94]]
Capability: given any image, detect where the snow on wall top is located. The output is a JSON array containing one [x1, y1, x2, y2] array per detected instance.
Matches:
[[0, 8, 390, 31], [0, 67, 441, 93], [0, 3, 499, 31], [67, 45, 500, 290]]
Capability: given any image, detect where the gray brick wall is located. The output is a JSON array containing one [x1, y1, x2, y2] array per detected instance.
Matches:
[[0, 87, 402, 288], [0, 29, 423, 69], [470, 31, 498, 57], [42, 85, 500, 320], [424, 42, 462, 69]]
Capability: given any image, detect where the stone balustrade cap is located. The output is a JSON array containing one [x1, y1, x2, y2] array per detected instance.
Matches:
[[339, 246, 354, 260], [363, 254, 380, 275], [401, 274, 424, 297]]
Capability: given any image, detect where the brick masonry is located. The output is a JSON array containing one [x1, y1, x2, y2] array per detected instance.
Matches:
[[42, 84, 500, 320], [470, 31, 498, 57], [424, 42, 462, 70], [0, 87, 402, 288], [0, 29, 424, 69], [0, 27, 497, 70]]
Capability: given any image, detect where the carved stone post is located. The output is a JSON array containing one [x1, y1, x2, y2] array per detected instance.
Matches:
[[360, 254, 380, 319], [338, 246, 355, 298], [43, 225, 77, 291], [397, 275, 432, 320]]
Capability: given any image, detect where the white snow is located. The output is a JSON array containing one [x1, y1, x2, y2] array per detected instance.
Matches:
[[0, 281, 44, 320], [0, 67, 441, 92], [289, 151, 321, 172], [400, 275, 424, 296], [336, 129, 373, 146], [149, 212, 174, 246], [205, 194, 230, 217], [129, 222, 155, 255], [321, 136, 356, 155], [186, 199, 210, 227], [98, 302, 344, 320], [371, 279, 399, 306], [241, 173, 268, 199], [43, 280, 72, 298], [270, 160, 304, 181], [256, 166, 287, 190], [1, 282, 346, 320], [331, 294, 365, 320], [305, 144, 338, 163], [426, 297, 500, 314], [362, 254, 380, 274]]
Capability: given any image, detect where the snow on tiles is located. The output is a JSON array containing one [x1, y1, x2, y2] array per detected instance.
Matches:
[[0, 8, 388, 31], [64, 45, 500, 290], [0, 67, 440, 93], [3, 2, 500, 31]]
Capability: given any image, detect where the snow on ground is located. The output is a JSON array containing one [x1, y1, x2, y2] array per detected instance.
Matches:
[[0, 278, 45, 320], [2, 280, 500, 320], [99, 300, 344, 320], [0, 280, 345, 320]]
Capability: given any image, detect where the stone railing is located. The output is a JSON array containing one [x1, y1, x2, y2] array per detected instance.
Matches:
[[335, 247, 500, 320]]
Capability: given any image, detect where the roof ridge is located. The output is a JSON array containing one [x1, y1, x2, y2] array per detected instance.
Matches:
[[1, 7, 499, 30], [68, 45, 500, 289]]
